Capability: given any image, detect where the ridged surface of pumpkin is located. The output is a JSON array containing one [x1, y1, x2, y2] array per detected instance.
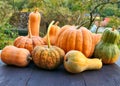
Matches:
[[55, 25, 101, 58], [32, 45, 65, 70], [14, 36, 44, 53]]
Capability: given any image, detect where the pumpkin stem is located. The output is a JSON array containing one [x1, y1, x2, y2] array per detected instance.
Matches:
[[55, 21, 59, 26], [112, 27, 115, 31], [47, 21, 55, 48], [34, 8, 38, 13], [28, 20, 32, 38], [27, 56, 32, 62]]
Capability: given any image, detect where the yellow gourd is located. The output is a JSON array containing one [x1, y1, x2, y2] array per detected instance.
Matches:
[[64, 50, 102, 73]]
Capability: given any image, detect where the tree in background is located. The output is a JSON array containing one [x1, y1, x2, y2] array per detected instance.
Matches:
[[3, 0, 120, 29]]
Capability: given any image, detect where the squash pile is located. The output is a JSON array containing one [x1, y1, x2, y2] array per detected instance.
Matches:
[[0, 9, 120, 74]]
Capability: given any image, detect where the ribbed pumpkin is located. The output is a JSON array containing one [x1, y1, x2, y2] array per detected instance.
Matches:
[[55, 25, 101, 58], [32, 21, 65, 70], [14, 20, 44, 53], [93, 28, 120, 64], [43, 21, 60, 45], [29, 8, 41, 36], [1, 46, 31, 67]]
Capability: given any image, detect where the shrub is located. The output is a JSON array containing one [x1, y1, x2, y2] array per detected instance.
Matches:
[[0, 23, 18, 50]]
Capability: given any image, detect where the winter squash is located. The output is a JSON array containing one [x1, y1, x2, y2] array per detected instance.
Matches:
[[1, 46, 31, 67], [29, 8, 41, 36], [14, 20, 44, 53], [32, 21, 65, 70], [0, 51, 1, 58], [64, 50, 102, 73], [93, 28, 120, 64], [43, 21, 60, 45], [55, 25, 101, 58]]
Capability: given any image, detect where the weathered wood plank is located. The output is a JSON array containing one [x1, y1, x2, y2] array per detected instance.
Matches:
[[0, 61, 33, 86], [82, 64, 120, 86]]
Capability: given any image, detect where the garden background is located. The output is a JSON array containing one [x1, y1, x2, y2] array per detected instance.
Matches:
[[0, 0, 120, 49]]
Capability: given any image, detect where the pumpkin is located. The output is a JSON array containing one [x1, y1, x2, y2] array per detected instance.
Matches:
[[29, 8, 41, 36], [93, 28, 120, 64], [43, 21, 60, 45], [32, 21, 65, 70], [1, 46, 31, 67], [0, 51, 1, 58], [64, 50, 102, 73], [55, 25, 101, 58], [14, 20, 44, 53]]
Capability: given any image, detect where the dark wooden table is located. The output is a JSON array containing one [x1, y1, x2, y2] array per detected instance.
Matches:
[[0, 51, 120, 86]]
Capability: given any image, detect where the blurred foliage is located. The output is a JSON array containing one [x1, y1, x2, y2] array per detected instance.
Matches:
[[100, 4, 120, 17], [0, 0, 13, 25], [0, 23, 18, 50], [107, 16, 120, 29], [3, 0, 120, 28], [0, 0, 120, 49]]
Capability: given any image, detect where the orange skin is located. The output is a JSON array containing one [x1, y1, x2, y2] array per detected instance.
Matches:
[[43, 21, 60, 45], [1, 46, 31, 67], [29, 8, 41, 36], [0, 51, 1, 58], [55, 25, 102, 58]]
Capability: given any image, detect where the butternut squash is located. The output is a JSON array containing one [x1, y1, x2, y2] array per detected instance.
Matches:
[[29, 8, 41, 36], [1, 46, 31, 67], [64, 50, 102, 73]]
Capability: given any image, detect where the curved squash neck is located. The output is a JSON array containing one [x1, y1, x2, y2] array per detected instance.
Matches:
[[28, 20, 32, 38], [47, 21, 55, 48]]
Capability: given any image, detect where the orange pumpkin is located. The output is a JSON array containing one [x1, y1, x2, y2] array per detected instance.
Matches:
[[43, 21, 60, 45], [0, 51, 1, 58], [55, 25, 101, 58], [14, 20, 44, 53], [1, 46, 31, 67], [29, 8, 41, 36]]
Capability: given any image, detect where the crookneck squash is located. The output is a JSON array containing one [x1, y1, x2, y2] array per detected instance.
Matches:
[[55, 25, 101, 58], [29, 8, 41, 36], [93, 28, 120, 64], [64, 50, 102, 73], [32, 21, 65, 70]]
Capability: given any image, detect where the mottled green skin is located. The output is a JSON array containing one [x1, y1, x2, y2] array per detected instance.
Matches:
[[94, 29, 120, 64]]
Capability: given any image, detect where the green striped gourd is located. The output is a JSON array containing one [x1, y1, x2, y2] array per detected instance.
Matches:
[[93, 28, 120, 64]]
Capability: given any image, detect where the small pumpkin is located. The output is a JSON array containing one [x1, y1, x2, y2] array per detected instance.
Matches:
[[43, 21, 60, 45], [55, 25, 101, 58], [93, 28, 120, 64], [14, 20, 44, 53], [1, 46, 31, 67], [64, 50, 102, 73], [29, 8, 41, 36], [32, 21, 65, 70]]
